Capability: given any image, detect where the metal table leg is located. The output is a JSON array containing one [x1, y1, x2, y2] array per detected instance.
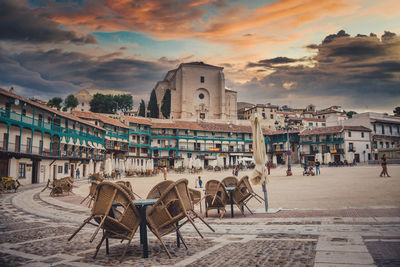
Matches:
[[106, 238, 109, 254], [205, 198, 208, 217], [230, 190, 234, 218], [139, 205, 149, 258]]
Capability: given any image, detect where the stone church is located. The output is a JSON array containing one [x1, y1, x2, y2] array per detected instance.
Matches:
[[154, 62, 237, 120]]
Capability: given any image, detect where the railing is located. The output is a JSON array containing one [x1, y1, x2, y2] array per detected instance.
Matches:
[[106, 130, 129, 139], [0, 107, 104, 143]]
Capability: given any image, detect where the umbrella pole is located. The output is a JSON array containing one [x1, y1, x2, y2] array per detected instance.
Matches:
[[262, 182, 268, 212]]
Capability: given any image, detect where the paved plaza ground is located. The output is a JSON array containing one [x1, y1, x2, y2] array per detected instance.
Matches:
[[1, 164, 399, 266]]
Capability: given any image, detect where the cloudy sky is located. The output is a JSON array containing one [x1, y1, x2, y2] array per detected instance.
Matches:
[[0, 0, 399, 113]]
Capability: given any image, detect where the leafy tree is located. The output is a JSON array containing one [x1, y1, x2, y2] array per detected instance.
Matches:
[[47, 97, 63, 110], [114, 94, 133, 112], [345, 110, 357, 118], [394, 107, 400, 116], [161, 89, 171, 118], [138, 99, 146, 117], [89, 93, 116, 114], [148, 89, 159, 118], [64, 94, 79, 111]]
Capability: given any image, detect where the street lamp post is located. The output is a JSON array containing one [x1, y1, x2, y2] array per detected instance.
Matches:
[[284, 115, 292, 176]]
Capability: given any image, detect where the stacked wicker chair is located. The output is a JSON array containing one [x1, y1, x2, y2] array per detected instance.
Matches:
[[221, 176, 238, 188], [68, 182, 141, 262], [115, 180, 142, 199], [146, 181, 188, 258], [233, 176, 264, 214], [80, 181, 98, 207], [202, 179, 229, 219], [146, 180, 174, 199]]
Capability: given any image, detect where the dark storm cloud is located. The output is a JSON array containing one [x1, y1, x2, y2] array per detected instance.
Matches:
[[0, 48, 170, 99], [0, 0, 96, 44], [247, 57, 304, 68], [242, 30, 400, 109]]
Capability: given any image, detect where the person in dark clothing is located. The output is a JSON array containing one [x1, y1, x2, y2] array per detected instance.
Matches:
[[379, 154, 390, 177], [198, 176, 203, 188], [315, 160, 321, 175], [267, 161, 271, 175]]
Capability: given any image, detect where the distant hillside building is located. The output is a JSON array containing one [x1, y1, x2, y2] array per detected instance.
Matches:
[[154, 62, 237, 120], [74, 89, 92, 112]]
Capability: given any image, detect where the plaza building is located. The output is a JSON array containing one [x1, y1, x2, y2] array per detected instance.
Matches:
[[154, 62, 237, 120], [299, 125, 372, 164], [0, 88, 106, 185], [341, 112, 400, 161]]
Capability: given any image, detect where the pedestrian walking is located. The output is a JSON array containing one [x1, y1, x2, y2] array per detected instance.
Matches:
[[198, 176, 203, 188], [163, 167, 167, 180], [315, 160, 321, 175], [379, 154, 390, 177], [234, 164, 239, 176], [267, 161, 271, 175], [76, 168, 80, 179]]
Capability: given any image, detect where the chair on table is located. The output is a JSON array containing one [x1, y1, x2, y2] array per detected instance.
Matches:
[[188, 188, 201, 207], [233, 176, 264, 214], [146, 180, 174, 199], [80, 182, 98, 207], [115, 180, 142, 199], [146, 181, 188, 258], [68, 182, 141, 262], [202, 180, 229, 219], [221, 176, 238, 188], [175, 179, 215, 238]]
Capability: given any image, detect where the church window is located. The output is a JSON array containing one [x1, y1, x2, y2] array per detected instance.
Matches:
[[200, 76, 205, 83], [199, 93, 205, 99]]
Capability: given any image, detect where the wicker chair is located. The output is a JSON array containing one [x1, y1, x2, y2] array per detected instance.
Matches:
[[115, 181, 142, 199], [146, 181, 188, 258], [233, 176, 264, 214], [146, 180, 174, 199], [202, 180, 229, 219], [175, 180, 215, 238], [80, 182, 98, 207], [221, 176, 238, 187], [68, 182, 141, 262]]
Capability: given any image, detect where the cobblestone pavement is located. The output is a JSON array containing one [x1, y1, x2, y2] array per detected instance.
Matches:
[[1, 181, 400, 266]]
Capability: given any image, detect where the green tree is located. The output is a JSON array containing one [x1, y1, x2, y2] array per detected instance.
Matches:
[[64, 94, 79, 111], [161, 89, 171, 118], [47, 97, 63, 110], [148, 89, 159, 118], [89, 93, 116, 114], [394, 107, 400, 116], [345, 110, 357, 118], [138, 99, 146, 117], [114, 94, 133, 112]]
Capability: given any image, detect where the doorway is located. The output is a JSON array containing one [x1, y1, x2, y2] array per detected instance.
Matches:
[[53, 165, 56, 180], [83, 164, 86, 177], [32, 160, 39, 184], [70, 164, 74, 178], [354, 153, 360, 163], [0, 159, 9, 177]]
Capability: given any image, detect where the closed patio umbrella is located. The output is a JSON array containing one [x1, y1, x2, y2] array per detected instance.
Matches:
[[250, 113, 269, 212], [88, 159, 94, 175]]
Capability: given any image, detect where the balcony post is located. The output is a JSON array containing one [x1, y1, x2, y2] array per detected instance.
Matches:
[[40, 131, 43, 155], [6, 123, 9, 151], [30, 129, 33, 154], [18, 126, 22, 152]]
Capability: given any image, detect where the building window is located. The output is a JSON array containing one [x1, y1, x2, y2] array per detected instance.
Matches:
[[386, 142, 389, 148], [361, 132, 364, 138], [366, 144, 369, 149], [200, 76, 205, 83], [382, 124, 385, 134], [373, 123, 376, 133], [322, 123, 326, 126], [374, 141, 377, 148], [199, 93, 204, 99], [22, 109, 26, 116], [64, 163, 69, 174], [308, 123, 313, 126], [380, 142, 383, 148], [58, 166, 63, 173], [349, 143, 354, 151], [348, 131, 351, 137], [392, 142, 395, 147], [270, 114, 274, 119], [262, 113, 265, 119], [200, 113, 205, 119], [18, 163, 26, 178], [81, 102, 84, 106]]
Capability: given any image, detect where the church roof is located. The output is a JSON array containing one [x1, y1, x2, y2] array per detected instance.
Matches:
[[180, 62, 223, 69]]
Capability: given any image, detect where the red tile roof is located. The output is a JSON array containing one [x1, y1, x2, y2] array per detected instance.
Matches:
[[151, 121, 204, 131], [303, 118, 326, 122], [0, 88, 104, 130], [123, 116, 152, 125], [300, 125, 370, 135], [72, 111, 129, 129]]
